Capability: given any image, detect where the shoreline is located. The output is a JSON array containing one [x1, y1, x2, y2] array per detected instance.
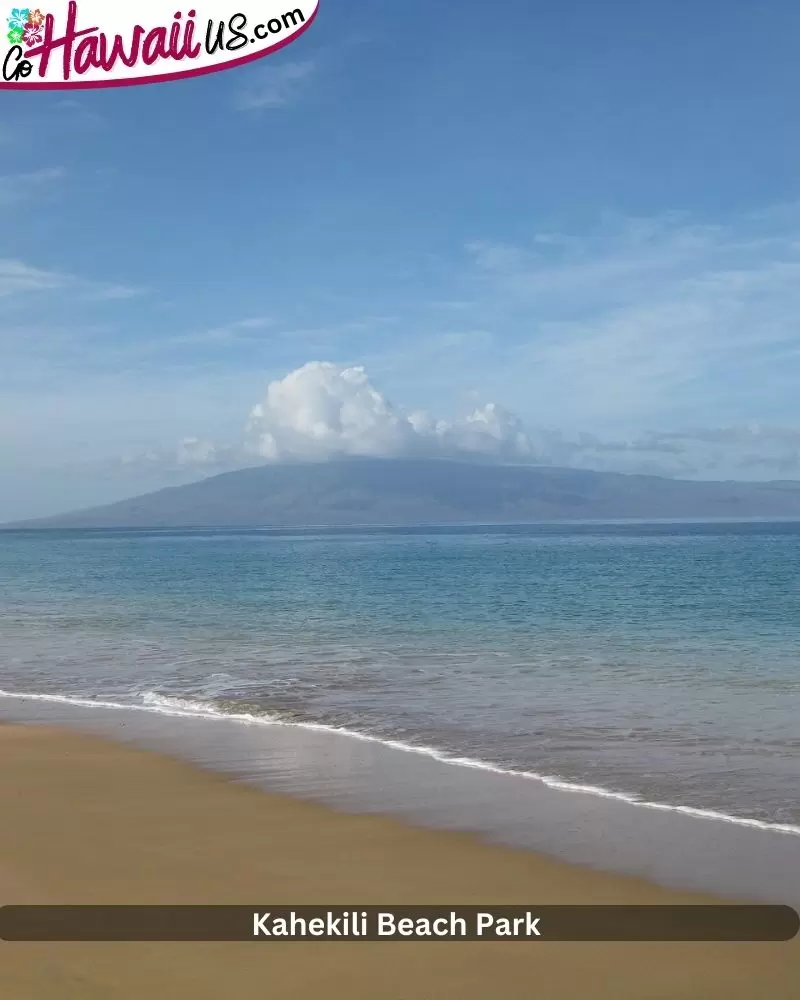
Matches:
[[2, 691, 800, 909], [3, 685, 798, 837], [1, 722, 798, 998]]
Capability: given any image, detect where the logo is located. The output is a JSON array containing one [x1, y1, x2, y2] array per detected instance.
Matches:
[[1, 1, 319, 89]]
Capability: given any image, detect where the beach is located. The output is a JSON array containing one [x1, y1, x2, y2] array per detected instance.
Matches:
[[0, 723, 797, 999]]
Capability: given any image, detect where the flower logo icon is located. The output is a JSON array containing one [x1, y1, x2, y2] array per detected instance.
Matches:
[[7, 7, 29, 30], [7, 6, 46, 46]]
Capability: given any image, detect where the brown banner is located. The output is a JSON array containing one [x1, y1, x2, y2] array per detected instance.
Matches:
[[0, 905, 797, 942]]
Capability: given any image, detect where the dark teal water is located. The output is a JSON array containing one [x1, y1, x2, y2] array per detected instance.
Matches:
[[1, 523, 798, 830]]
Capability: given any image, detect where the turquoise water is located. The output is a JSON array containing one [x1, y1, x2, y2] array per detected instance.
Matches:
[[1, 523, 798, 829]]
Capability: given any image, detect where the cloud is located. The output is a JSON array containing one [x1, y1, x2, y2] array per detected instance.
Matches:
[[235, 60, 317, 111], [108, 363, 537, 475], [169, 316, 273, 348], [0, 258, 141, 302], [246, 363, 534, 462], [0, 167, 65, 206], [458, 207, 800, 430], [465, 241, 525, 273], [0, 259, 68, 297], [653, 425, 800, 447], [103, 437, 248, 482]]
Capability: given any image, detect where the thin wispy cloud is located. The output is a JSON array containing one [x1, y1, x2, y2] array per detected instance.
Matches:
[[192, 316, 274, 343], [0, 258, 68, 297], [108, 317, 275, 360], [87, 282, 145, 303], [454, 206, 800, 431], [0, 257, 143, 308], [234, 60, 317, 110], [0, 167, 66, 206]]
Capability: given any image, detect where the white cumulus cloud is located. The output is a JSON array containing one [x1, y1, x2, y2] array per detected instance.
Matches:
[[247, 362, 534, 463]]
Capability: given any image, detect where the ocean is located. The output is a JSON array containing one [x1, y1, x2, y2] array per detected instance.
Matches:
[[1, 522, 799, 899]]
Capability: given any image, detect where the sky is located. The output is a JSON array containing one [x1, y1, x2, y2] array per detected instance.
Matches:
[[3, 0, 800, 520]]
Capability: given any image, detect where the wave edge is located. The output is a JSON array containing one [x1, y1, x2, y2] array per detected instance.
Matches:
[[2, 686, 799, 838]]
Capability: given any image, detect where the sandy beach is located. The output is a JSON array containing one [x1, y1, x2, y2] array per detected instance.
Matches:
[[0, 723, 797, 999]]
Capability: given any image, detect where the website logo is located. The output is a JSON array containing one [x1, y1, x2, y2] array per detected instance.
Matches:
[[1, 1, 319, 89]]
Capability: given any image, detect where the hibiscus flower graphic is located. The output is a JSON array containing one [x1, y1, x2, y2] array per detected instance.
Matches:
[[7, 8, 30, 31], [27, 7, 44, 26], [7, 25, 23, 44], [22, 21, 41, 44]]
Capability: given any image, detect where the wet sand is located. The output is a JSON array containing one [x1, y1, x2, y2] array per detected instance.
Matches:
[[0, 724, 797, 998]]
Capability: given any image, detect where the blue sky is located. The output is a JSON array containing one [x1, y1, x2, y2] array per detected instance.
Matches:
[[3, 0, 800, 519]]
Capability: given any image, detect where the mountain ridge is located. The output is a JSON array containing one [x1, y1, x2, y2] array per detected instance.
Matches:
[[6, 457, 800, 528]]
